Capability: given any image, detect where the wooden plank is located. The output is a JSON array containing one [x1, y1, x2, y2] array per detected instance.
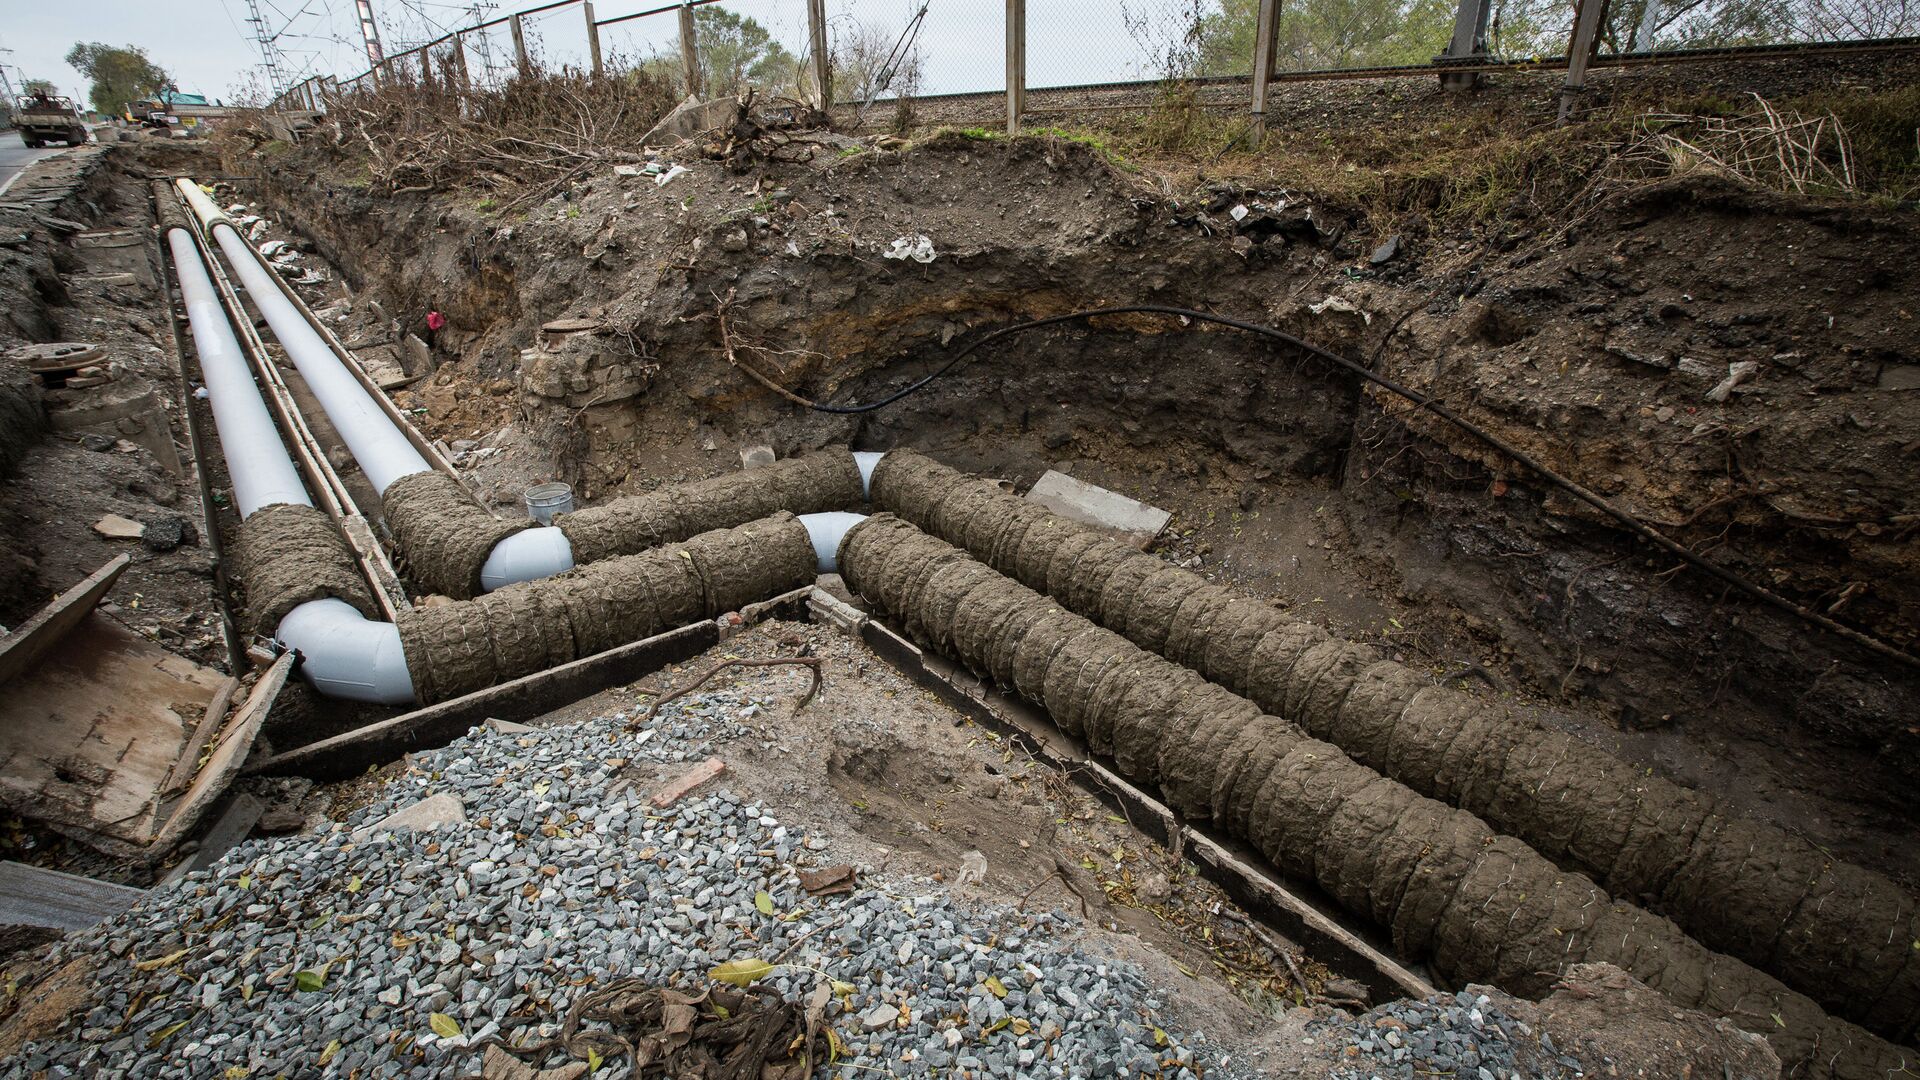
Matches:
[[158, 676, 242, 797], [0, 861, 144, 931], [150, 654, 290, 853], [248, 620, 722, 781], [807, 0, 832, 108], [0, 613, 225, 855], [158, 794, 264, 889], [0, 555, 131, 688], [848, 610, 1437, 1004]]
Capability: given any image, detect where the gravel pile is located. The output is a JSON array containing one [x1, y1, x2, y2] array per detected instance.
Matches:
[[1317, 991, 1585, 1080], [8, 690, 1222, 1079]]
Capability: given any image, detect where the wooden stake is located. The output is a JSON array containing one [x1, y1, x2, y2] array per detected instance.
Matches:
[[511, 13, 532, 77], [1005, 0, 1025, 133], [679, 0, 704, 97], [585, 0, 604, 77], [808, 0, 832, 110], [1249, 0, 1282, 140]]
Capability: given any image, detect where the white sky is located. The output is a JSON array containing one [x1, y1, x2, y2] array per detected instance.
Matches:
[[2, 0, 1197, 105]]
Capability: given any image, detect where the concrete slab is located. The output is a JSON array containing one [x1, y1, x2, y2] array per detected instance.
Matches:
[[351, 793, 467, 842], [1024, 470, 1171, 549]]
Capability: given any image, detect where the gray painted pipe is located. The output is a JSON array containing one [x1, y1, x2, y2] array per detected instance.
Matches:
[[167, 218, 414, 705]]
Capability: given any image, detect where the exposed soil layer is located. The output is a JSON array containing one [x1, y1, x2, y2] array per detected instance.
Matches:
[[870, 448, 1920, 1041], [835, 511, 1911, 1078], [229, 62, 1920, 895]]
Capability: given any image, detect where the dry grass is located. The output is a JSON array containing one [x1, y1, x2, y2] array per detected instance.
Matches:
[[236, 68, 681, 209]]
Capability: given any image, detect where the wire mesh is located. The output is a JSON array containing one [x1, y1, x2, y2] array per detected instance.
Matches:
[[600, 10, 688, 90], [702, 0, 816, 98], [834, 0, 1001, 97], [1030, 0, 1241, 88], [463, 22, 525, 87], [523, 0, 597, 72]]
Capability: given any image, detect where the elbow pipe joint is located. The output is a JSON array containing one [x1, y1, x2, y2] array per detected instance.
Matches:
[[276, 598, 418, 705], [799, 512, 866, 573], [480, 527, 577, 592]]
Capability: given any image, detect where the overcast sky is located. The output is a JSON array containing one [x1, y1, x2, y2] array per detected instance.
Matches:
[[2, 0, 1181, 106]]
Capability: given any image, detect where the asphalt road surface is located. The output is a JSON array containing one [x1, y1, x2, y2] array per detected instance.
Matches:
[[0, 141, 76, 198]]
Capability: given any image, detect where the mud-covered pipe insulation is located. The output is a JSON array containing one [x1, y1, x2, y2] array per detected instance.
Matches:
[[398, 512, 822, 703], [166, 224, 415, 705], [867, 451, 1920, 1041], [384, 451, 870, 600], [870, 450, 1920, 1040], [835, 514, 1913, 1079]]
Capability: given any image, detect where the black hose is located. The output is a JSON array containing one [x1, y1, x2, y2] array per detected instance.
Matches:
[[811, 304, 1920, 671]]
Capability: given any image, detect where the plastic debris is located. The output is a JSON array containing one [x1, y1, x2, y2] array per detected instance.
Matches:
[[654, 165, 688, 187], [882, 235, 937, 264]]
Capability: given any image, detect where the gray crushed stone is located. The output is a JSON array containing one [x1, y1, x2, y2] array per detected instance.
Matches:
[[1317, 992, 1587, 1080], [7, 691, 1235, 1079]]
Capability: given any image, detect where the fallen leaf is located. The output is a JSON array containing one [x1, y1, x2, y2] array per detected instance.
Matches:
[[347, 874, 363, 893], [134, 949, 189, 971], [830, 980, 856, 998], [148, 1020, 188, 1048], [533, 779, 551, 797], [983, 976, 1007, 999], [586, 1046, 604, 1072], [1154, 1026, 1169, 1046], [1010, 1018, 1031, 1035], [294, 967, 327, 992], [709, 957, 775, 987], [318, 1039, 341, 1066], [430, 1011, 463, 1039], [754, 890, 775, 915]]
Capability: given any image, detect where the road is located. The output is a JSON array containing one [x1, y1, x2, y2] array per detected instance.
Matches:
[[0, 142, 74, 199]]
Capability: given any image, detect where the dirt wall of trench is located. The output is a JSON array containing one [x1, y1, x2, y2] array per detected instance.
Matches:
[[231, 125, 1920, 818]]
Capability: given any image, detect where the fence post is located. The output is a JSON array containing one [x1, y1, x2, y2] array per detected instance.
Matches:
[[453, 32, 473, 91], [1632, 0, 1661, 50], [1248, 0, 1281, 141], [1005, 0, 1025, 133], [808, 0, 831, 111], [1437, 0, 1493, 89], [679, 1, 704, 97], [585, 1, 605, 76], [1558, 0, 1607, 122], [511, 13, 533, 77]]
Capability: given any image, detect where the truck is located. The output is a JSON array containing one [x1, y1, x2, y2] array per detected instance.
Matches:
[[15, 94, 89, 147]]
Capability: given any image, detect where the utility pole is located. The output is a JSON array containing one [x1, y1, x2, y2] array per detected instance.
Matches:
[[242, 0, 290, 98], [356, 0, 388, 69]]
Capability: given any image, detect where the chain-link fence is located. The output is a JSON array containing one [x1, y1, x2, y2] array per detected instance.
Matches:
[[276, 0, 1920, 130]]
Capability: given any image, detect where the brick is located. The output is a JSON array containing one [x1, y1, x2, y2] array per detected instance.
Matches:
[[649, 758, 727, 809]]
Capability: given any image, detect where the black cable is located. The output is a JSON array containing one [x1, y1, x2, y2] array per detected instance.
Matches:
[[808, 304, 1920, 671]]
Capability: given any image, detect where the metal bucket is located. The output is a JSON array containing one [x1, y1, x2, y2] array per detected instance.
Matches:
[[523, 482, 574, 524]]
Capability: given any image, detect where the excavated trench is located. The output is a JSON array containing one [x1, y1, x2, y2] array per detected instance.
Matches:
[[208, 128, 1920, 1073]]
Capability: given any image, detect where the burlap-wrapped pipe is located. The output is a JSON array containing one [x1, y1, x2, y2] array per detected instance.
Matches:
[[837, 514, 1915, 1079], [869, 450, 1920, 1041], [399, 513, 815, 703], [382, 470, 532, 600], [234, 503, 381, 636], [555, 450, 865, 566]]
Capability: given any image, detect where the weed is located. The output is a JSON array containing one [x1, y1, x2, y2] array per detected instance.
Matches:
[[475, 196, 498, 213]]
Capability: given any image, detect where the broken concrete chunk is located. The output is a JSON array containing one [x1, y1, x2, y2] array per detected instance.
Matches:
[[739, 444, 776, 469], [142, 516, 197, 553], [1025, 471, 1170, 549], [1369, 233, 1402, 265], [350, 793, 467, 842], [483, 717, 536, 735], [91, 514, 144, 540]]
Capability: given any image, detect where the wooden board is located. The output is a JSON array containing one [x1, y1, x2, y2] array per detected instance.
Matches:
[[150, 654, 290, 853], [0, 613, 224, 853], [0, 861, 144, 931], [0, 555, 130, 688]]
